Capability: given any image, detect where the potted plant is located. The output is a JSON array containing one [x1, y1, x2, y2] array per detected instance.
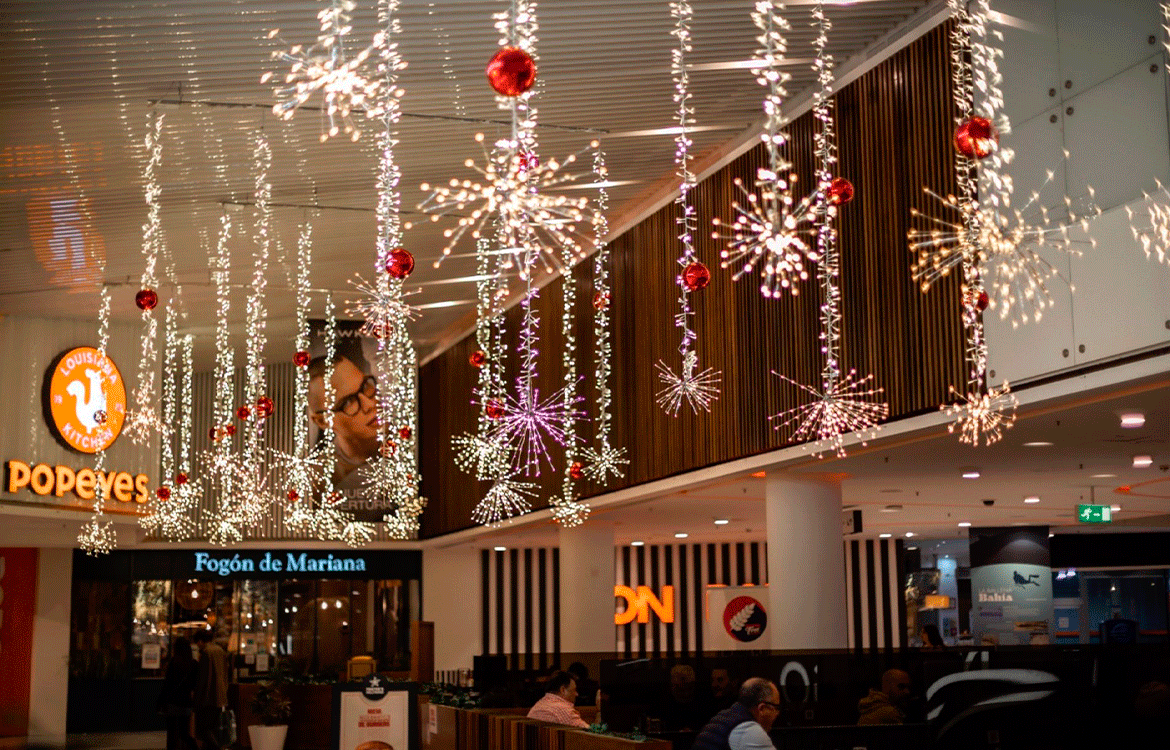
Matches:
[[249, 661, 293, 750]]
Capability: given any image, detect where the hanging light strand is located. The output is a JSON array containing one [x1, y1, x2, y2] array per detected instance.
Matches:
[[78, 285, 117, 555], [657, 0, 722, 416]]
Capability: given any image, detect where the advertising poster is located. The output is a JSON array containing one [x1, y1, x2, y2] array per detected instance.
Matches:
[[705, 586, 770, 650], [0, 548, 38, 737], [333, 675, 417, 750], [307, 320, 391, 523], [969, 526, 1052, 646]]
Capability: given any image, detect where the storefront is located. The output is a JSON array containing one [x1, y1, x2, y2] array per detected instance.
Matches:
[[68, 547, 421, 732]]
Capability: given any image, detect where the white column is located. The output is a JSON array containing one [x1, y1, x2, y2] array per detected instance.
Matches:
[[29, 547, 72, 744], [422, 545, 481, 673], [765, 475, 848, 649], [558, 523, 615, 655]]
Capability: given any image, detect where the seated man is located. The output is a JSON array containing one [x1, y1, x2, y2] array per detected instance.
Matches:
[[857, 669, 911, 725], [692, 677, 780, 750], [527, 671, 590, 729]]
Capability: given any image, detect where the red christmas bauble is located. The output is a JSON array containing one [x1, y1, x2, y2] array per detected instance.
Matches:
[[135, 288, 159, 311], [954, 117, 997, 159], [398, 426, 412, 440], [381, 440, 398, 457], [486, 47, 536, 97], [485, 399, 505, 420], [682, 262, 711, 291], [293, 350, 311, 368], [386, 247, 415, 279], [287, 489, 299, 502], [156, 486, 171, 500], [569, 461, 584, 480], [469, 350, 487, 368], [518, 151, 540, 172], [236, 405, 251, 421], [224, 424, 237, 437], [94, 410, 107, 424], [255, 396, 274, 418], [175, 472, 188, 486], [592, 291, 610, 311], [827, 177, 855, 206], [976, 290, 990, 311]]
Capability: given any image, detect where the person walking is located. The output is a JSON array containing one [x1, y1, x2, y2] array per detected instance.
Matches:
[[193, 629, 230, 749], [157, 637, 198, 750]]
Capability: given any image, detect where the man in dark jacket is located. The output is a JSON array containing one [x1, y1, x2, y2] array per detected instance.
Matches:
[[193, 629, 230, 749], [692, 678, 780, 750], [857, 669, 911, 725]]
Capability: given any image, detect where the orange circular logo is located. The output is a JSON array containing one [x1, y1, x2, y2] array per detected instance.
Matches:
[[46, 347, 126, 453]]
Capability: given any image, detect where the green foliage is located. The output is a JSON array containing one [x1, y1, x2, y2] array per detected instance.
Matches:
[[250, 660, 293, 726], [419, 682, 481, 708]]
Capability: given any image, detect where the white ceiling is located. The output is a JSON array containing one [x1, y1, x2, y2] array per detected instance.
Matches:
[[0, 0, 930, 363]]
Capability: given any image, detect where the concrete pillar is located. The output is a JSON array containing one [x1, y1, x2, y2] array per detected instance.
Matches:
[[558, 523, 615, 655], [765, 475, 848, 649], [29, 547, 72, 744], [422, 545, 481, 673]]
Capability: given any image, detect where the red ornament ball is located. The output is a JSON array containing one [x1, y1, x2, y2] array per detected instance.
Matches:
[[398, 426, 412, 441], [255, 396, 275, 419], [381, 440, 398, 457], [682, 262, 711, 291], [486, 46, 536, 97], [236, 405, 251, 421], [224, 424, 237, 437], [293, 350, 311, 368], [386, 247, 415, 279], [94, 410, 108, 424], [175, 472, 188, 486], [827, 177, 855, 206], [569, 461, 585, 480], [485, 399, 505, 420], [976, 290, 990, 311], [592, 291, 610, 311], [954, 117, 998, 159], [287, 489, 299, 502], [156, 486, 171, 501], [135, 288, 159, 311], [518, 151, 540, 172], [469, 350, 487, 368]]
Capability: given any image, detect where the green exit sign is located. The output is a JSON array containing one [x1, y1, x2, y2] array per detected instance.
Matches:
[[1078, 504, 1112, 524]]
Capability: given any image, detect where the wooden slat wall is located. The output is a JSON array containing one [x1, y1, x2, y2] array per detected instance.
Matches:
[[420, 24, 964, 538]]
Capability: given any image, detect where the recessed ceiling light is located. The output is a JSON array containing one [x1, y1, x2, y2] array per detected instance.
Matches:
[[674, 532, 689, 539], [905, 532, 915, 538], [958, 522, 972, 527], [880, 504, 903, 513], [906, 546, 918, 551], [879, 533, 892, 538], [1091, 473, 1117, 478], [1110, 505, 1121, 512], [1024, 496, 1041, 504], [1133, 455, 1153, 468], [714, 519, 730, 525], [493, 546, 506, 552], [1023, 441, 1054, 447], [631, 541, 644, 547], [1048, 533, 1055, 538], [962, 469, 981, 479], [1119, 413, 1146, 428]]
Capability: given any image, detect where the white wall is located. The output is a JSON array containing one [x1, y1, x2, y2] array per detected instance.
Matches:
[[28, 547, 72, 743], [422, 546, 482, 673], [985, 0, 1170, 386]]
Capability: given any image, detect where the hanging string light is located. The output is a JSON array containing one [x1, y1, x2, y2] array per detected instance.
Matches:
[[581, 150, 628, 482], [77, 284, 118, 555], [264, 0, 386, 142], [657, 0, 721, 416], [125, 111, 166, 443], [1126, 180, 1170, 265], [713, 1, 819, 299], [769, 1, 887, 457]]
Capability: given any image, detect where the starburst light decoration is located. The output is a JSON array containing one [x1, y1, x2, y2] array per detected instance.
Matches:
[[768, 1, 887, 457], [1126, 182, 1170, 266], [264, 0, 387, 142], [125, 111, 166, 443], [713, 1, 819, 299], [472, 475, 539, 526], [78, 284, 118, 555], [910, 0, 1098, 330], [657, 0, 721, 416]]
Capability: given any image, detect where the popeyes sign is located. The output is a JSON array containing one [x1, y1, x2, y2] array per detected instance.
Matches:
[[45, 346, 126, 453]]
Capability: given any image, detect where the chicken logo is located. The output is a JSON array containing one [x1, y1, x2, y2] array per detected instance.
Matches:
[[45, 347, 126, 453], [723, 595, 767, 643]]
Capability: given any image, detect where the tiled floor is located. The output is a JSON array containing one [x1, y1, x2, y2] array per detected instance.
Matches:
[[0, 733, 167, 749]]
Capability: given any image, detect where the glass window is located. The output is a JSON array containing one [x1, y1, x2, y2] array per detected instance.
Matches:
[[236, 580, 278, 678], [278, 579, 316, 674], [70, 580, 131, 680], [131, 580, 172, 677]]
